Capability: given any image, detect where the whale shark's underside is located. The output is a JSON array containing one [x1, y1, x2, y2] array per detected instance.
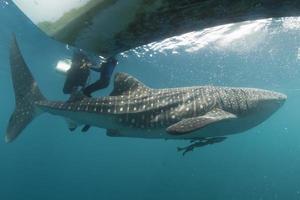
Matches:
[[5, 37, 287, 154]]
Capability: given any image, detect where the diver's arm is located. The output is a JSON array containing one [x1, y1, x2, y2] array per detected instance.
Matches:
[[91, 57, 117, 73], [89, 66, 102, 72], [89, 61, 110, 72]]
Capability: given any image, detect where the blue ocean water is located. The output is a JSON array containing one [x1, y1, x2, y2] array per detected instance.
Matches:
[[1, 1, 300, 200]]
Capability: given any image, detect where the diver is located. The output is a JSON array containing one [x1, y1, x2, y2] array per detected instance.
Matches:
[[62, 50, 91, 95], [63, 51, 118, 97], [62, 51, 117, 132], [82, 57, 118, 97], [177, 137, 227, 156]]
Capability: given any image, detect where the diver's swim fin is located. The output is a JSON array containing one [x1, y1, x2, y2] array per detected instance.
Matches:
[[6, 35, 46, 143]]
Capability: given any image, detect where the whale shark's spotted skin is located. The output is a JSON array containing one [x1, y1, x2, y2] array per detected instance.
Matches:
[[6, 37, 287, 143], [34, 73, 286, 139]]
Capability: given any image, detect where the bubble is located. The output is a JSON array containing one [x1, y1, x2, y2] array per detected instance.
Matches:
[[0, 0, 9, 8]]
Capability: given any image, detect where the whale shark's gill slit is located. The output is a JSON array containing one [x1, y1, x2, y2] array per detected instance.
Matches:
[[233, 89, 241, 114], [241, 89, 249, 111], [226, 89, 235, 110], [199, 88, 205, 112], [216, 89, 225, 110], [211, 87, 218, 110], [192, 91, 196, 117]]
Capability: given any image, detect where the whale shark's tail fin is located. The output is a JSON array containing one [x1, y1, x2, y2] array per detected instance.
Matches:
[[6, 36, 46, 143]]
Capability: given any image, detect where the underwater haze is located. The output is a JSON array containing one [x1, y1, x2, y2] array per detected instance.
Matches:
[[1, 1, 300, 200]]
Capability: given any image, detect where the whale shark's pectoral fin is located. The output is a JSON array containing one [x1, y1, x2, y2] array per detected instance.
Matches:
[[110, 72, 151, 96], [166, 109, 237, 135]]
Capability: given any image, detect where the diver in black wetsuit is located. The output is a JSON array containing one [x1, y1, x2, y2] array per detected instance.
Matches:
[[82, 57, 118, 97], [177, 137, 227, 156], [62, 51, 117, 132], [63, 51, 117, 96], [63, 51, 91, 95]]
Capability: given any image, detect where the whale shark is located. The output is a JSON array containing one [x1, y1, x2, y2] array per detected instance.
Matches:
[[6, 37, 287, 153]]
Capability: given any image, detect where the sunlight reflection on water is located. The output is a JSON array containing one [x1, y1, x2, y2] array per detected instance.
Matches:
[[121, 17, 300, 59]]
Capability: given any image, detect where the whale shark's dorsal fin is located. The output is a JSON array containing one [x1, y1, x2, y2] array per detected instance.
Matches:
[[110, 72, 151, 96]]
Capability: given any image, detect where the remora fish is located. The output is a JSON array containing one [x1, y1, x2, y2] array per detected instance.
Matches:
[[6, 38, 287, 144]]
